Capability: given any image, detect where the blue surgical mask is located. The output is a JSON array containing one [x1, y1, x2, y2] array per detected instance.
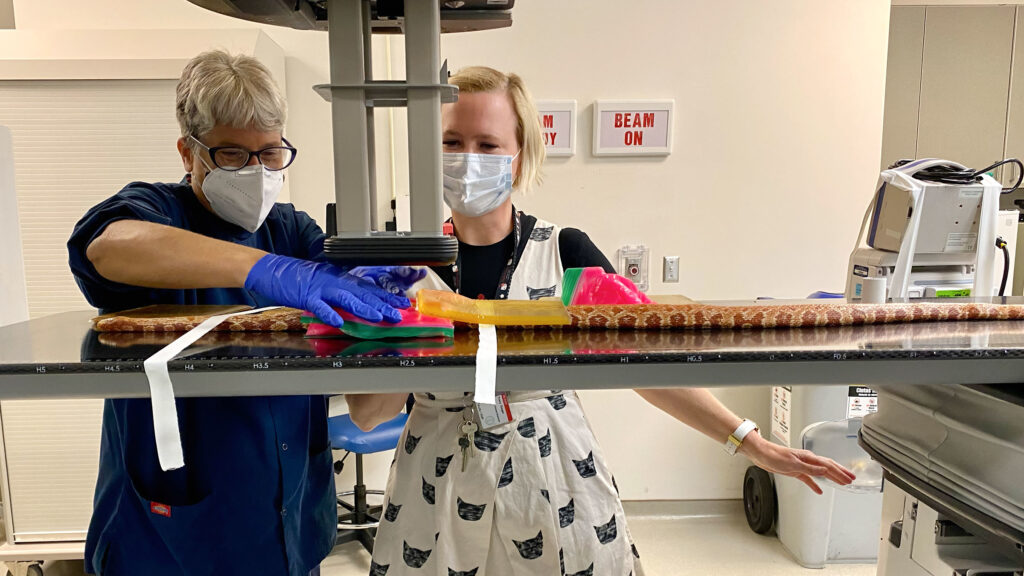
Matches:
[[442, 151, 519, 217]]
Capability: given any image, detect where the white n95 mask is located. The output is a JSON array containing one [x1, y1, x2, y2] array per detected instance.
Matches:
[[198, 161, 283, 233], [442, 152, 519, 217]]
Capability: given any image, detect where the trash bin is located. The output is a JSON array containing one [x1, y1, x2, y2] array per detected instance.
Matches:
[[742, 292, 884, 568]]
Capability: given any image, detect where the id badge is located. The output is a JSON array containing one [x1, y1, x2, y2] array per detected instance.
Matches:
[[476, 393, 513, 430]]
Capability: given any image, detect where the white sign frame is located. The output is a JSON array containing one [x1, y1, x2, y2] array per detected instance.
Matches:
[[592, 99, 674, 157], [536, 100, 577, 157]]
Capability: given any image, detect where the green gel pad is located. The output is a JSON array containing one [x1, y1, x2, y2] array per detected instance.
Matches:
[[303, 306, 454, 340]]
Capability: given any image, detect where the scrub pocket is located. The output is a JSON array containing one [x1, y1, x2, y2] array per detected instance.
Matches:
[[127, 477, 223, 576]]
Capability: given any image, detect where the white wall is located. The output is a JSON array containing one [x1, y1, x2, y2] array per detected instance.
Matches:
[[11, 1, 892, 301], [8, 0, 892, 500], [439, 2, 890, 301]]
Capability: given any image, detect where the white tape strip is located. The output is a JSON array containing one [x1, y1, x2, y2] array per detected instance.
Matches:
[[143, 307, 279, 471], [474, 324, 497, 405]]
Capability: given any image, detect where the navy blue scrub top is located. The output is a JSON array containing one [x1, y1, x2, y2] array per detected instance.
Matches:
[[68, 182, 335, 576]]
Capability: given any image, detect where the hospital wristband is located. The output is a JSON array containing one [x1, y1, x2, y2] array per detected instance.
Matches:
[[724, 419, 759, 455]]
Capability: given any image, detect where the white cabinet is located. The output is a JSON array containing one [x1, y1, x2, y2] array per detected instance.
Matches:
[[880, 7, 925, 168], [916, 6, 1015, 171], [1005, 9, 1024, 202], [882, 6, 1016, 171]]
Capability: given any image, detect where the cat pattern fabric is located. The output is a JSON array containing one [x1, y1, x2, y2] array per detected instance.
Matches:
[[369, 391, 643, 575]]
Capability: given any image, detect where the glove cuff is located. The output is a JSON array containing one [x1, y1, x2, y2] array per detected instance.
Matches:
[[243, 253, 283, 292]]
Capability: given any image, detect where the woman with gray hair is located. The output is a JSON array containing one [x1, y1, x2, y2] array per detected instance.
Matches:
[[68, 50, 417, 576]]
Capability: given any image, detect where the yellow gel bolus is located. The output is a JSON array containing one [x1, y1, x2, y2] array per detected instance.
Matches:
[[415, 290, 571, 326]]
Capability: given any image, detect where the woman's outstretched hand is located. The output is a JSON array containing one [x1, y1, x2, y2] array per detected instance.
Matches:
[[739, 433, 856, 494]]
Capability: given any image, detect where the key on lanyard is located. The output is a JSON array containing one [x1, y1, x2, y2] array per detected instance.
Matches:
[[459, 420, 478, 472]]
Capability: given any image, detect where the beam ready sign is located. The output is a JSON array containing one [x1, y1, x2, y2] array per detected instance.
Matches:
[[536, 100, 576, 157]]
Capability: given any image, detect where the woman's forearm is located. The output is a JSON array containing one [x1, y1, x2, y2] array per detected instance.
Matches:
[[635, 389, 856, 493], [86, 220, 266, 289]]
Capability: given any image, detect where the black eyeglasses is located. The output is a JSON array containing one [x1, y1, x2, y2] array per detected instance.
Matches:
[[190, 135, 297, 171]]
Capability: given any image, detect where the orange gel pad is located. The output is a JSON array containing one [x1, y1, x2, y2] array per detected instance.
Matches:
[[415, 290, 571, 326]]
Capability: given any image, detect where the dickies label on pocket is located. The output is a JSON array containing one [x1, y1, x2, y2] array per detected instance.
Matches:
[[150, 501, 171, 518]]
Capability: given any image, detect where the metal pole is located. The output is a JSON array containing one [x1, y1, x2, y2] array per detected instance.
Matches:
[[328, 0, 371, 234], [362, 0, 378, 231], [404, 0, 443, 233], [355, 453, 366, 523]]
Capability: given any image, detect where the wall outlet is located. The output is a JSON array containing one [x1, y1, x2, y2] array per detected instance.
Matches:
[[663, 256, 680, 283]]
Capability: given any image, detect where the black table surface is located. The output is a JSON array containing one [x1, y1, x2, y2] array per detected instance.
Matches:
[[4, 306, 1024, 376]]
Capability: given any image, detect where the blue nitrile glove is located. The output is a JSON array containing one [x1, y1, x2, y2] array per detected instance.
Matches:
[[350, 266, 428, 298], [244, 254, 407, 328]]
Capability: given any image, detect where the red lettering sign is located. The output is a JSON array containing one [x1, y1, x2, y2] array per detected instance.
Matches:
[[544, 132, 558, 146], [643, 113, 654, 128], [542, 115, 554, 129], [624, 131, 643, 146], [614, 113, 623, 128]]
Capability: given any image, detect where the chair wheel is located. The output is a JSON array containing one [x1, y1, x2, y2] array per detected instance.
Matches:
[[743, 466, 777, 535]]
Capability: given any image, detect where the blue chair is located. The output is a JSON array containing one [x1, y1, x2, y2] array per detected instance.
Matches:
[[329, 411, 409, 553]]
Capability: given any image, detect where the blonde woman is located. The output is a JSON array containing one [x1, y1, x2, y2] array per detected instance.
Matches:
[[348, 67, 854, 576]]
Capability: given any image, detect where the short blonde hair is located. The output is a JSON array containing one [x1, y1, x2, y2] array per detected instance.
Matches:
[[176, 50, 287, 142], [449, 66, 544, 193]]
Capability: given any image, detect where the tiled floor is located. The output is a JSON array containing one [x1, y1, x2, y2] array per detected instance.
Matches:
[[29, 501, 877, 575], [322, 500, 877, 576]]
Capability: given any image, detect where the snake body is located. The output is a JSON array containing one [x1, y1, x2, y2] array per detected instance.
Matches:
[[567, 302, 1024, 330], [92, 307, 305, 332], [92, 302, 1024, 333]]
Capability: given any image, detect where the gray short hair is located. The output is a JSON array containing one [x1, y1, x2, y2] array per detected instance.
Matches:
[[176, 50, 287, 141]]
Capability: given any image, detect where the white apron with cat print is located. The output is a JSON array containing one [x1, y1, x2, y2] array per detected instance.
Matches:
[[507, 217, 563, 301], [369, 218, 644, 576], [368, 392, 644, 576], [405, 217, 565, 302]]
